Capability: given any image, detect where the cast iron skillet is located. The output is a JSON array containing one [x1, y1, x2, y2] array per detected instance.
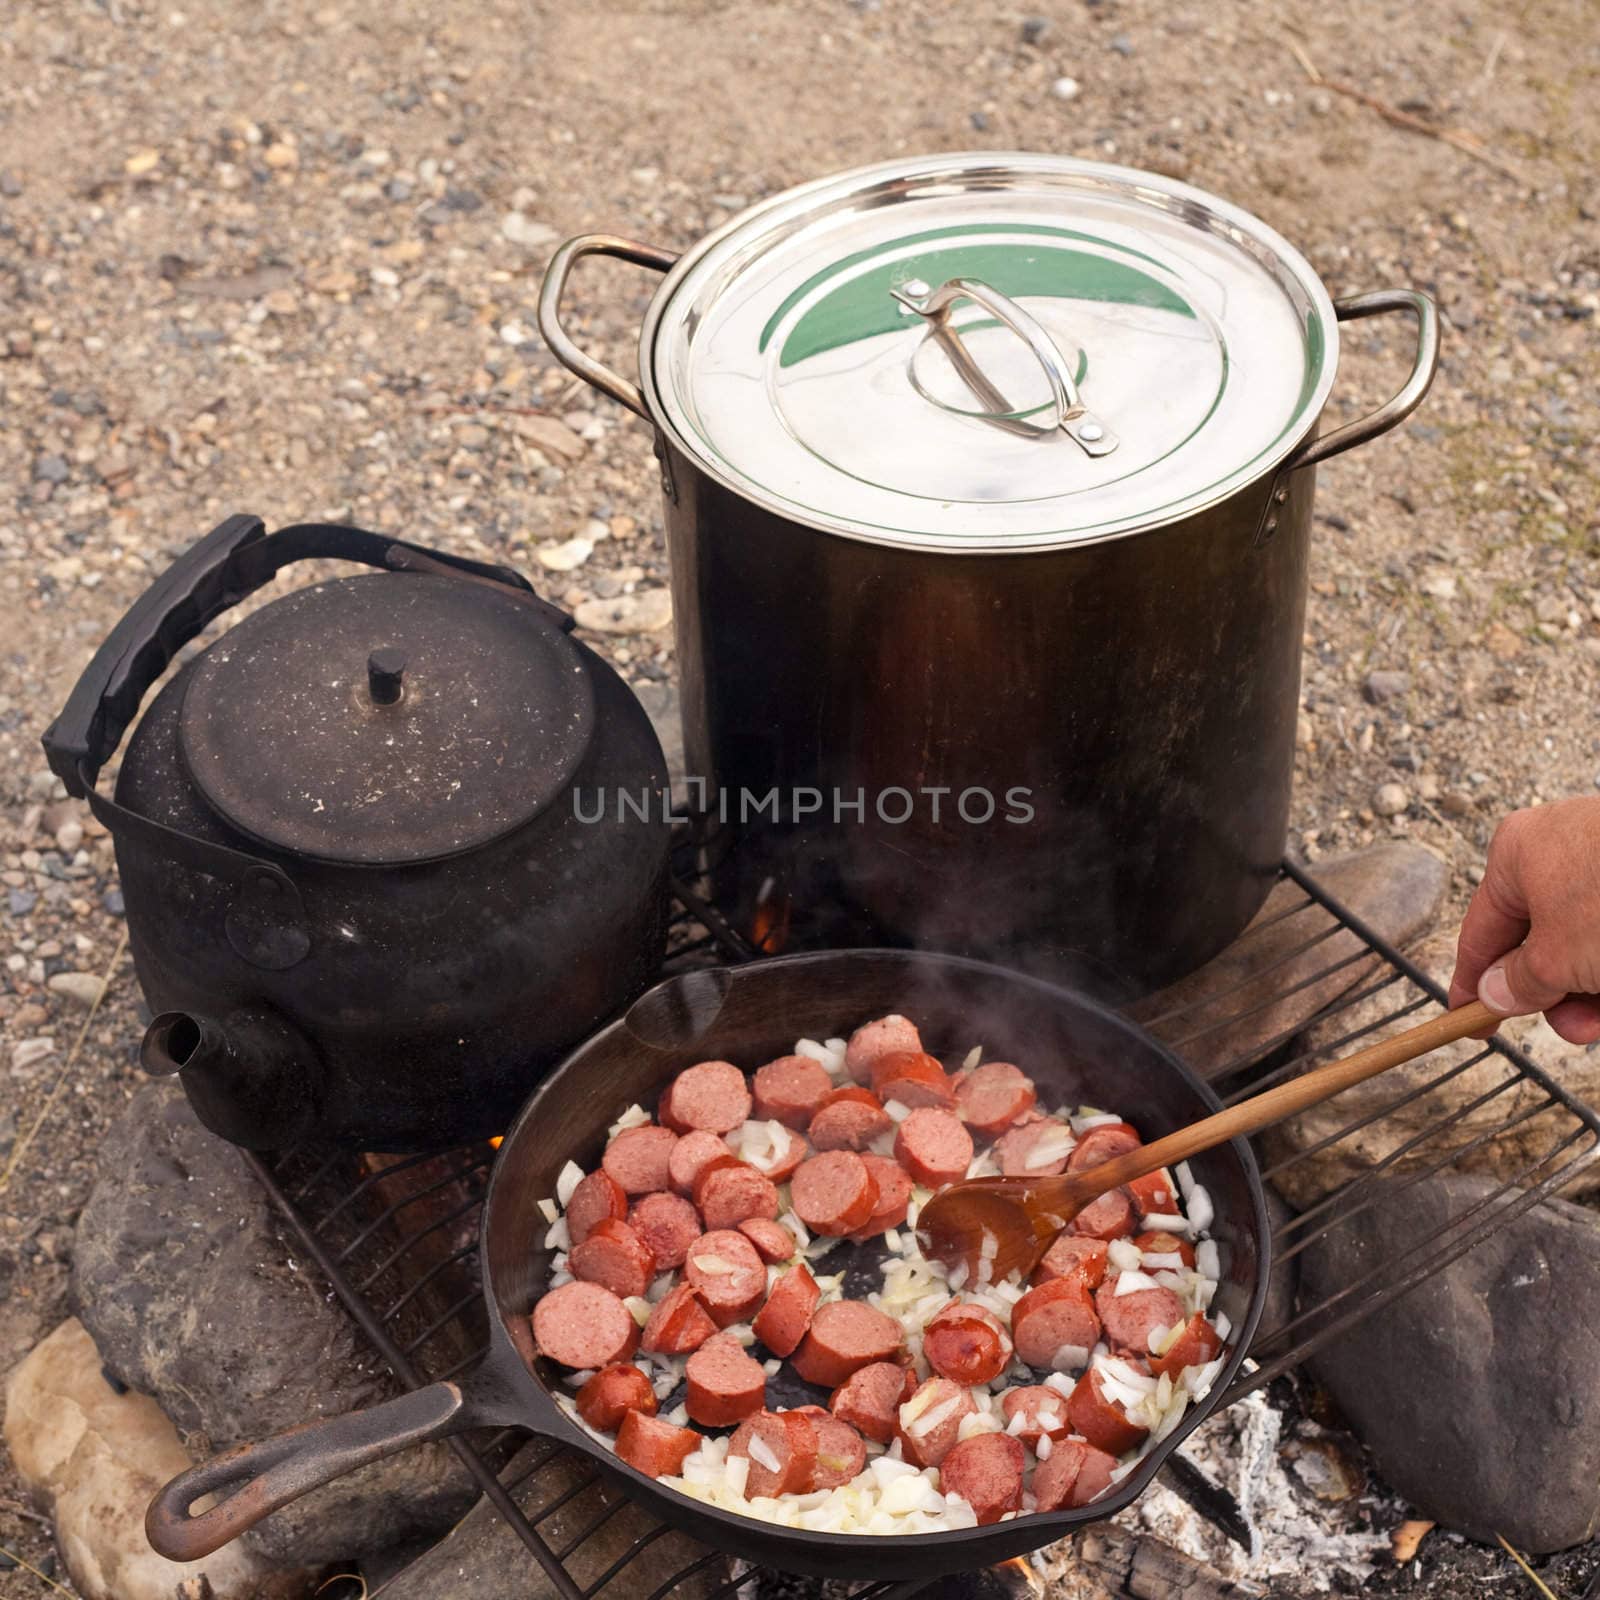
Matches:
[[146, 949, 1270, 1581]]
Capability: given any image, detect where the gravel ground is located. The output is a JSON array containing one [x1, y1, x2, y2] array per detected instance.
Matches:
[[2, 0, 1598, 1592]]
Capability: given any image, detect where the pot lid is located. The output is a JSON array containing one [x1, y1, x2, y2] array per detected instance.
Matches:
[[644, 153, 1340, 552], [178, 573, 593, 865]]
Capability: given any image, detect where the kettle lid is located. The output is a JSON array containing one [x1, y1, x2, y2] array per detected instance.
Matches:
[[178, 572, 594, 865]]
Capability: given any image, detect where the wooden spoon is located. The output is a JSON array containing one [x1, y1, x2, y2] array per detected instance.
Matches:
[[915, 999, 1500, 1284]]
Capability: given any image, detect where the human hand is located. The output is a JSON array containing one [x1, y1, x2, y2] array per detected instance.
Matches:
[[1448, 795, 1600, 1045]]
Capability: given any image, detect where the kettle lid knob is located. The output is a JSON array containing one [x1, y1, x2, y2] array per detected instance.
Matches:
[[367, 648, 407, 706]]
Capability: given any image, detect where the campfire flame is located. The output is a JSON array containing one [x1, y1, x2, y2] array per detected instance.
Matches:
[[750, 875, 792, 955], [488, 1136, 503, 1150], [996, 1556, 1047, 1597]]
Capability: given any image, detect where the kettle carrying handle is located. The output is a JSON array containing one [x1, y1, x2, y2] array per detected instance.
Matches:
[[40, 518, 568, 896]]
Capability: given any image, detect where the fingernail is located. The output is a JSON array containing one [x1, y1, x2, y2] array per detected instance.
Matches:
[[1480, 963, 1517, 1015]]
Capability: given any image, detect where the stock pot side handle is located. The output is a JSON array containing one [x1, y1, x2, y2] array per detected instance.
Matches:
[[1284, 289, 1441, 473], [538, 234, 679, 420]]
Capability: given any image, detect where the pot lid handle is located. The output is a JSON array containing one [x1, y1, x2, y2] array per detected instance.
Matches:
[[890, 276, 1120, 457]]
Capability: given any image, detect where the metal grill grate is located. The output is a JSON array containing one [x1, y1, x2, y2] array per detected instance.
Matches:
[[246, 852, 1600, 1593]]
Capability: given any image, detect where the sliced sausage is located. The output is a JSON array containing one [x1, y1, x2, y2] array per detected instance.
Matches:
[[532, 1281, 639, 1369], [683, 1229, 769, 1327], [566, 1169, 629, 1247], [1125, 1168, 1178, 1218], [1134, 1228, 1197, 1269], [793, 1406, 868, 1490], [738, 1216, 797, 1263], [808, 1087, 893, 1152], [829, 1360, 916, 1444], [1067, 1367, 1149, 1456], [752, 1055, 834, 1128], [1068, 1188, 1136, 1241], [576, 1363, 658, 1433], [895, 1375, 974, 1469], [568, 1216, 656, 1300], [894, 1107, 974, 1187], [850, 1153, 912, 1241], [938, 1432, 1025, 1525], [615, 1409, 702, 1479], [923, 1301, 1014, 1385], [870, 1050, 955, 1109], [1067, 1121, 1142, 1172], [1031, 1437, 1119, 1511], [995, 1119, 1076, 1177], [1149, 1312, 1225, 1378], [1094, 1280, 1186, 1357], [730, 1120, 807, 1182], [954, 1062, 1037, 1138], [694, 1160, 781, 1231], [730, 1409, 815, 1499], [628, 1191, 702, 1272], [602, 1125, 679, 1196], [998, 1384, 1072, 1449], [790, 1150, 879, 1236], [668, 1129, 733, 1197], [790, 1298, 904, 1387], [1011, 1275, 1100, 1370], [685, 1331, 768, 1427], [640, 1282, 718, 1355], [752, 1262, 820, 1358], [1033, 1234, 1109, 1291], [844, 1014, 923, 1084], [659, 1060, 752, 1136]]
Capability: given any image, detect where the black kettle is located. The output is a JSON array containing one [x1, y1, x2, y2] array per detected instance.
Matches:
[[43, 515, 671, 1151]]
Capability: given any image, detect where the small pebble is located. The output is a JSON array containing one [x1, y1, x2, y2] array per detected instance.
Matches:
[[34, 453, 70, 484], [1373, 782, 1411, 817], [1362, 670, 1411, 705], [55, 819, 84, 853], [1020, 15, 1052, 44], [1109, 34, 1134, 55], [12, 1038, 55, 1072], [47, 971, 104, 1008], [1051, 76, 1081, 101], [102, 887, 125, 917]]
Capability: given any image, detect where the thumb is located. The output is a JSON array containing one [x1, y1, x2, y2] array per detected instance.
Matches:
[[1480, 941, 1570, 1017]]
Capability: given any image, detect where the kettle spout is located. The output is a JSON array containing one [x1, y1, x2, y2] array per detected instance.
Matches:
[[142, 1007, 322, 1151]]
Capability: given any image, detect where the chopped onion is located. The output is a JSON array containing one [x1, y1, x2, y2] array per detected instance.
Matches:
[[543, 1215, 570, 1252], [748, 1434, 782, 1474], [1023, 1129, 1075, 1170], [606, 1103, 651, 1139], [963, 1045, 982, 1071], [1070, 1109, 1121, 1132], [689, 1252, 739, 1275], [883, 1098, 911, 1123], [907, 1396, 961, 1439], [1140, 1250, 1185, 1271], [1036, 1433, 1053, 1460], [1187, 1184, 1215, 1234], [665, 1403, 689, 1427], [762, 1357, 782, 1376], [624, 1295, 653, 1327], [1043, 1371, 1075, 1399], [1050, 1342, 1090, 1372], [1213, 1311, 1232, 1342], [1113, 1269, 1162, 1297], [724, 1454, 750, 1498], [1195, 1239, 1221, 1281], [1145, 1323, 1170, 1354], [563, 1367, 595, 1388], [1174, 1159, 1196, 1198], [899, 1386, 938, 1426], [537, 1197, 559, 1225], [555, 1160, 586, 1208], [1140, 1212, 1190, 1233], [1107, 1238, 1142, 1272]]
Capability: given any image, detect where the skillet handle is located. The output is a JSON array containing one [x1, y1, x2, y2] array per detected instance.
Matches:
[[538, 234, 679, 419], [1286, 289, 1440, 472], [146, 1380, 488, 1562]]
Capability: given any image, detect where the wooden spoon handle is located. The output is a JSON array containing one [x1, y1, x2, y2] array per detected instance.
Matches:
[[1080, 999, 1502, 1201]]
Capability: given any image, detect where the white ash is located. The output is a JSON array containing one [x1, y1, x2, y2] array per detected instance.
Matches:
[[1041, 1387, 1391, 1593]]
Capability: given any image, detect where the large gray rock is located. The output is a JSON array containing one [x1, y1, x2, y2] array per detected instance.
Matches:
[[1261, 931, 1600, 1209], [70, 1082, 477, 1564], [371, 1439, 732, 1600], [1130, 843, 1448, 1080], [1303, 1171, 1600, 1552]]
